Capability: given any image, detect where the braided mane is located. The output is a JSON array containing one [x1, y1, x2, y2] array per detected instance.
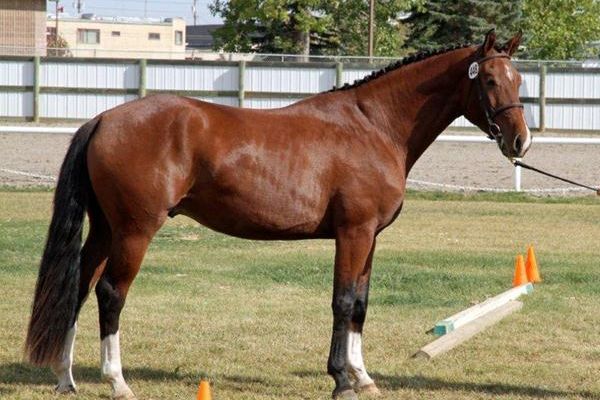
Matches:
[[331, 42, 508, 92]]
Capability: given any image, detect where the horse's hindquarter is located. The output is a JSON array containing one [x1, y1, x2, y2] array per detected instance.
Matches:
[[88, 94, 406, 239]]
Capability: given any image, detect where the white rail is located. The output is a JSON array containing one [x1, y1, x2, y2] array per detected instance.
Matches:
[[438, 134, 600, 145], [1, 126, 598, 192], [0, 126, 78, 134]]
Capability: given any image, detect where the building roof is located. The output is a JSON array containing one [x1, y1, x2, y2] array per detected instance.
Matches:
[[48, 13, 185, 26], [186, 24, 222, 49]]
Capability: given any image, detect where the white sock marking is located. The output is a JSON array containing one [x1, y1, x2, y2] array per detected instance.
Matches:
[[52, 323, 77, 392], [346, 331, 374, 387], [101, 331, 135, 398]]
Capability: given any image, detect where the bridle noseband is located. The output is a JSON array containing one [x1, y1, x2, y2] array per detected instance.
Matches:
[[469, 53, 524, 143]]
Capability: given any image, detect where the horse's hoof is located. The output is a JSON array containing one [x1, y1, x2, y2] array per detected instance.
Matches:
[[55, 384, 77, 394], [111, 385, 137, 400], [332, 388, 358, 400], [356, 383, 381, 396]]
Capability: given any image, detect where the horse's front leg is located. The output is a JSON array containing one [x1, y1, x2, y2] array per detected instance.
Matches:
[[346, 239, 380, 395], [328, 223, 376, 400]]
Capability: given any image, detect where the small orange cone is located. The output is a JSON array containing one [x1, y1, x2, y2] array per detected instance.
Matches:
[[197, 380, 212, 400], [512, 254, 528, 287], [525, 245, 542, 283]]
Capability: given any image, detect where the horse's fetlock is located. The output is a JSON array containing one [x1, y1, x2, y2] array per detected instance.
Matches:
[[101, 362, 122, 381]]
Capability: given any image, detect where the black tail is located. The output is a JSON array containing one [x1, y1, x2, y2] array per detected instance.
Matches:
[[25, 117, 100, 366]]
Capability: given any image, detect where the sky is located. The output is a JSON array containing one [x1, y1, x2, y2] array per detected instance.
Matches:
[[46, 0, 222, 25]]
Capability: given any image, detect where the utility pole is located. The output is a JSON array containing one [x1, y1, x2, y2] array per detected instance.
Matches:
[[55, 0, 60, 42], [144, 0, 148, 18], [192, 0, 198, 25], [368, 0, 375, 59], [73, 0, 83, 14]]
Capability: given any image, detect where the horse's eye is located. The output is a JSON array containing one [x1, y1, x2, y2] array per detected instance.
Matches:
[[487, 79, 497, 87]]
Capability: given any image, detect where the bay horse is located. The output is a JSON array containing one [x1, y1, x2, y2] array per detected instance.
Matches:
[[26, 30, 530, 400]]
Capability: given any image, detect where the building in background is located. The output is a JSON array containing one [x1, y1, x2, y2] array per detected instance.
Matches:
[[0, 0, 46, 56], [186, 24, 222, 51], [185, 24, 257, 61], [48, 14, 186, 59]]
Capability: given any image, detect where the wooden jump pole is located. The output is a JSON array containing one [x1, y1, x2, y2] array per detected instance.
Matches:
[[413, 300, 524, 360], [433, 283, 533, 336]]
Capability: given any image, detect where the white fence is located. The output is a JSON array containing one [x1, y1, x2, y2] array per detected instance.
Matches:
[[0, 56, 600, 131]]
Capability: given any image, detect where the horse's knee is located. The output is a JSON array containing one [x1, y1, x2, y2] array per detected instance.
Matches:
[[331, 288, 356, 320]]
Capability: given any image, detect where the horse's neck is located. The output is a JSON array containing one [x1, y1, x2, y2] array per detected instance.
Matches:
[[355, 48, 474, 171]]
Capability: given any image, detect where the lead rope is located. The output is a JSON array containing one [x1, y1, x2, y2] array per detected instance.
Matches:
[[513, 160, 600, 195]]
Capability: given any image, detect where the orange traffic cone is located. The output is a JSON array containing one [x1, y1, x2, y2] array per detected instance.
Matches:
[[525, 245, 542, 283], [512, 254, 528, 287], [197, 380, 212, 400]]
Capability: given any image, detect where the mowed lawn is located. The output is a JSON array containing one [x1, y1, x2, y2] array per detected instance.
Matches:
[[0, 190, 599, 400]]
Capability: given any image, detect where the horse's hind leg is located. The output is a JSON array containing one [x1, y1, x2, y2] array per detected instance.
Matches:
[[347, 240, 380, 395], [96, 224, 160, 400], [53, 201, 111, 393]]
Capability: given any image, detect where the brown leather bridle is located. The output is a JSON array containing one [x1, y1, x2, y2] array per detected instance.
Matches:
[[470, 53, 524, 143]]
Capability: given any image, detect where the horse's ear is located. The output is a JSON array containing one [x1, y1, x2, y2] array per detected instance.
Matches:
[[482, 29, 497, 54], [504, 31, 523, 56]]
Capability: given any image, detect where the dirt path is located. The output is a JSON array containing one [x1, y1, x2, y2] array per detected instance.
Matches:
[[0, 133, 71, 187], [1, 131, 598, 194], [412, 140, 599, 194]]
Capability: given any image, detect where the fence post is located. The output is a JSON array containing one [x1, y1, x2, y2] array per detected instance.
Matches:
[[538, 64, 546, 132], [238, 60, 246, 108], [138, 59, 147, 98], [514, 159, 522, 192], [335, 61, 343, 89], [33, 56, 40, 123]]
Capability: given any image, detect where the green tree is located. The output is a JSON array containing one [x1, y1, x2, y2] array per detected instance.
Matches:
[[323, 0, 417, 57], [209, 0, 418, 56], [522, 0, 600, 60], [406, 0, 522, 50], [47, 34, 71, 57], [209, 0, 331, 54]]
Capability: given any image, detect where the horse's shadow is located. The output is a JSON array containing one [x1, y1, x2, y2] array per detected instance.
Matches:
[[294, 370, 598, 399], [372, 373, 599, 399], [0, 362, 276, 393], [0, 362, 192, 385], [5, 363, 598, 398]]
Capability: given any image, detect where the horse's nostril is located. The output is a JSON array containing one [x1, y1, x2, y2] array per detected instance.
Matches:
[[514, 136, 523, 154]]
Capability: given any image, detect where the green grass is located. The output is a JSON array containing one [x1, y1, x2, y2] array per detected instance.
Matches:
[[1, 191, 599, 399]]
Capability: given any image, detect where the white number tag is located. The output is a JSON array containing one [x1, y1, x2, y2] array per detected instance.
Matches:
[[468, 62, 479, 79]]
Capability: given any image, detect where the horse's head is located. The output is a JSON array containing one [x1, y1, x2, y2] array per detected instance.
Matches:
[[464, 30, 531, 159]]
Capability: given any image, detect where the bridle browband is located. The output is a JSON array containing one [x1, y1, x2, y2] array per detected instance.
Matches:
[[470, 53, 524, 143]]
